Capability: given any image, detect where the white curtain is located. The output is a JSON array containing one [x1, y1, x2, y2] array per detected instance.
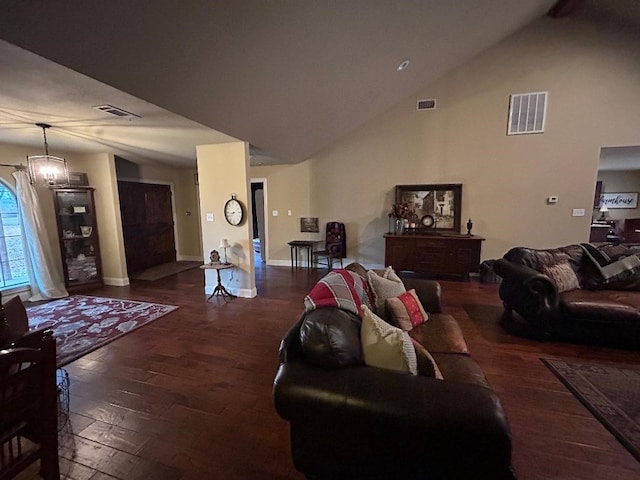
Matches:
[[12, 170, 68, 300]]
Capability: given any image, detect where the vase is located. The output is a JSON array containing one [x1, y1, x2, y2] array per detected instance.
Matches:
[[395, 218, 404, 235]]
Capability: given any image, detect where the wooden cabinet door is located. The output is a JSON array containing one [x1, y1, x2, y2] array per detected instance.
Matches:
[[118, 181, 176, 273]]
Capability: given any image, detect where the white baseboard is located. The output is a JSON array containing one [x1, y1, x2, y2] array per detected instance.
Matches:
[[103, 277, 130, 286], [267, 259, 292, 267], [177, 255, 203, 262]]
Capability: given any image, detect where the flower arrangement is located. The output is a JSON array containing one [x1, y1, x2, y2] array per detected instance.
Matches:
[[389, 202, 412, 219]]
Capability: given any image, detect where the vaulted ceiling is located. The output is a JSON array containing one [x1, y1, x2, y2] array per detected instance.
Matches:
[[1, 0, 570, 167]]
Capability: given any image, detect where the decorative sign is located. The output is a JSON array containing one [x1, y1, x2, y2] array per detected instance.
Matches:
[[599, 192, 638, 209]]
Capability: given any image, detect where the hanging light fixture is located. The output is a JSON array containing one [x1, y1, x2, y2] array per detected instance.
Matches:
[[27, 123, 69, 187]]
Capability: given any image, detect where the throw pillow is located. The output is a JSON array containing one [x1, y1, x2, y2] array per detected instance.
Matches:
[[367, 268, 406, 315], [543, 262, 580, 293], [385, 289, 429, 331], [410, 338, 444, 379], [360, 305, 417, 375]]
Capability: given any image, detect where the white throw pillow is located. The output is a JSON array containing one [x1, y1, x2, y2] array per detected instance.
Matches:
[[367, 267, 406, 315], [360, 304, 417, 375]]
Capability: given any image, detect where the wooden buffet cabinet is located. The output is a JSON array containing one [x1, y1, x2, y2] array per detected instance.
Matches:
[[384, 233, 485, 278]]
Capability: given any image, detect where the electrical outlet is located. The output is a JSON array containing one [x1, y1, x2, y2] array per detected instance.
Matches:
[[572, 208, 585, 217], [272, 210, 279, 216], [287, 210, 292, 216]]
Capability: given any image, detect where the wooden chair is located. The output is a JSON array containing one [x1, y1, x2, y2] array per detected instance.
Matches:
[[312, 222, 346, 270], [0, 293, 60, 480]]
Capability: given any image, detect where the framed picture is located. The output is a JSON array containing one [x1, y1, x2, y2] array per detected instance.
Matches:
[[300, 216, 319, 233], [395, 184, 462, 233], [68, 172, 89, 186]]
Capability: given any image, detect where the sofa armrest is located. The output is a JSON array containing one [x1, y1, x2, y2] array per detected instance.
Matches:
[[494, 258, 559, 327], [399, 278, 443, 313], [274, 361, 513, 478]]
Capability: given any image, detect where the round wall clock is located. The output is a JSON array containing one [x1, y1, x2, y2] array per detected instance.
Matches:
[[421, 214, 435, 228], [224, 194, 245, 226]]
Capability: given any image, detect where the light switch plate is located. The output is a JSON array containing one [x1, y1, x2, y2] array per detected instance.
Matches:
[[206, 213, 214, 222], [572, 208, 585, 217], [272, 210, 279, 216]]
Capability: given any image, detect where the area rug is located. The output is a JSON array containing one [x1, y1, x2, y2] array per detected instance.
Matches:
[[542, 358, 640, 462], [27, 295, 179, 367], [130, 261, 202, 281]]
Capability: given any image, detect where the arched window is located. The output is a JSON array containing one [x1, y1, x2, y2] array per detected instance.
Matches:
[[0, 181, 29, 290]]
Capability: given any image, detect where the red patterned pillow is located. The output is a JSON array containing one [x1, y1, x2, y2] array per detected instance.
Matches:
[[385, 289, 429, 331]]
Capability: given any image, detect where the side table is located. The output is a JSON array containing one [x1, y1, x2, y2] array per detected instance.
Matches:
[[200, 263, 236, 302], [288, 240, 319, 269]]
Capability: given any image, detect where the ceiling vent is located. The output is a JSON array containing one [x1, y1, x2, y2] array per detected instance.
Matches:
[[507, 92, 547, 135], [417, 99, 437, 111], [93, 104, 141, 119]]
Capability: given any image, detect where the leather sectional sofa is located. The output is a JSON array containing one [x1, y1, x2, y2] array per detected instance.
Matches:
[[273, 264, 515, 480], [494, 243, 640, 348]]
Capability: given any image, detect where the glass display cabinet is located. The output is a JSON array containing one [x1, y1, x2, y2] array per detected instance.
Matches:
[[52, 188, 103, 292]]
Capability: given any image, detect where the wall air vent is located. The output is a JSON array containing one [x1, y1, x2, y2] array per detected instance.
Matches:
[[507, 92, 547, 135], [417, 99, 436, 111], [92, 104, 141, 119]]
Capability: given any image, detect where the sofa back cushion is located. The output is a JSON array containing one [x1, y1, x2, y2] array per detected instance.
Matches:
[[299, 308, 362, 368]]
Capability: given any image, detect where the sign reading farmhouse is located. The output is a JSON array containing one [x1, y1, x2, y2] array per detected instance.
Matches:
[[600, 192, 639, 209]]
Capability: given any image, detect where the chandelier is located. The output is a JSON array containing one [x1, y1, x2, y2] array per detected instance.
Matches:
[[27, 123, 69, 187]]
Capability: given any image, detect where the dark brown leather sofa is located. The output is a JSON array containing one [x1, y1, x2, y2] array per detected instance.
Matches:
[[273, 273, 515, 480], [494, 243, 640, 348]]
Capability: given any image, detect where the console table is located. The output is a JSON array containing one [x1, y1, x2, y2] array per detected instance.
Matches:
[[384, 233, 485, 279]]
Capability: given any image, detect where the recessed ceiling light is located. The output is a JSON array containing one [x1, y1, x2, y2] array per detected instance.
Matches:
[[397, 60, 410, 72]]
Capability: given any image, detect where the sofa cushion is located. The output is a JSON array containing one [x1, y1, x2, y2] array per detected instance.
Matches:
[[385, 289, 429, 331], [431, 353, 492, 389], [367, 267, 406, 315], [408, 313, 469, 355], [543, 261, 580, 293], [360, 305, 417, 375], [299, 308, 363, 367], [560, 289, 640, 323]]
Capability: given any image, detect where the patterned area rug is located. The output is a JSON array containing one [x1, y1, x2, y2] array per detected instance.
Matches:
[[27, 295, 178, 367], [542, 358, 640, 461], [130, 261, 202, 281]]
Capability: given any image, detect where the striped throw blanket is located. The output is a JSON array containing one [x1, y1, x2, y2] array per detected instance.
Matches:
[[304, 270, 373, 318]]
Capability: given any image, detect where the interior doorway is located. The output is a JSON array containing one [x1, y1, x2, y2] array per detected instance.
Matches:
[[251, 179, 267, 266]]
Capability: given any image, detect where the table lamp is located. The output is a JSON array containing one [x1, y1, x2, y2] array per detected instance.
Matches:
[[599, 206, 608, 221], [219, 239, 230, 264]]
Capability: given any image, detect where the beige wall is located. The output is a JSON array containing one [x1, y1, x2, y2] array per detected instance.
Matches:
[[250, 162, 314, 264], [307, 12, 640, 264], [197, 141, 255, 297]]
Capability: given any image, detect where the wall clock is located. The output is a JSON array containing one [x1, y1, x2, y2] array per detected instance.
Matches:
[[224, 194, 245, 226], [421, 214, 435, 228]]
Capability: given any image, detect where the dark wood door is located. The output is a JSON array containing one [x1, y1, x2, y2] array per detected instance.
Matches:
[[118, 181, 176, 273]]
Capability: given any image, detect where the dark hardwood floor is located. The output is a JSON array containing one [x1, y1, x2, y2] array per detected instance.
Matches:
[[20, 265, 640, 479]]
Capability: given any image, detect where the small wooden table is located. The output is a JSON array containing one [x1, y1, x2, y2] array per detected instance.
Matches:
[[200, 263, 236, 302], [288, 240, 319, 269]]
